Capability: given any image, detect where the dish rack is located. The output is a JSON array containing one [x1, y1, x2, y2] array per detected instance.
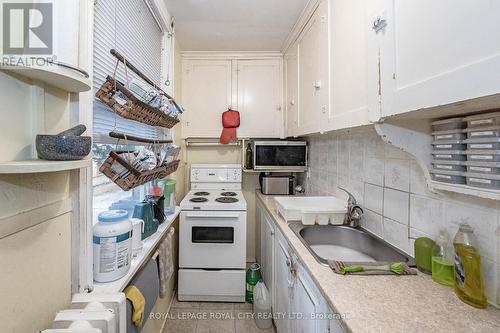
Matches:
[[99, 151, 180, 191], [95, 49, 182, 129]]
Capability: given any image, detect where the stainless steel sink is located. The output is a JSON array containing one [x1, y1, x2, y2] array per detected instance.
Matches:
[[288, 222, 415, 266]]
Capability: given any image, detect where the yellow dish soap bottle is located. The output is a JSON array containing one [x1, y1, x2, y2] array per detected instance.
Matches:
[[432, 231, 454, 286], [453, 223, 487, 309]]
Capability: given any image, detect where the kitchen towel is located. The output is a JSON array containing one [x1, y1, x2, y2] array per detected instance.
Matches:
[[329, 260, 417, 275], [158, 227, 175, 298], [124, 285, 146, 327], [220, 109, 240, 144]]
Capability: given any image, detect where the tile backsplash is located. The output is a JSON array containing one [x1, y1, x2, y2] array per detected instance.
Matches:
[[300, 127, 500, 307]]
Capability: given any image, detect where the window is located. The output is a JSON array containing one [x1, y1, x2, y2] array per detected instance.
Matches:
[[93, 0, 166, 144], [92, 0, 171, 191]]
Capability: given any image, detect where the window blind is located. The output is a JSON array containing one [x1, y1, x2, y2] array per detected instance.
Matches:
[[93, 0, 166, 143]]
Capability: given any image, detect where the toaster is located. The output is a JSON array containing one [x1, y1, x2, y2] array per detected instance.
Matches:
[[260, 174, 296, 195]]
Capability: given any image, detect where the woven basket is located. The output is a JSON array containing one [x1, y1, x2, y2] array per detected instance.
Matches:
[[99, 151, 180, 191], [95, 76, 179, 129]]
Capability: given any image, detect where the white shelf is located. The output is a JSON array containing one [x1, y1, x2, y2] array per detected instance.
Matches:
[[92, 207, 180, 294], [0, 158, 92, 174], [431, 181, 500, 201], [0, 63, 91, 93]]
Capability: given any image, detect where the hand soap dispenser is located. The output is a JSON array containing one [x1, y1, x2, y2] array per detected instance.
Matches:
[[431, 230, 454, 286]]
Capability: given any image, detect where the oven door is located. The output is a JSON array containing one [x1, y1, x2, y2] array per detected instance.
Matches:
[[179, 210, 247, 269], [253, 141, 307, 171]]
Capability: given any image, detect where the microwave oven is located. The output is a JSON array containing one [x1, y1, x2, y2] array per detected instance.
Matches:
[[253, 141, 307, 171]]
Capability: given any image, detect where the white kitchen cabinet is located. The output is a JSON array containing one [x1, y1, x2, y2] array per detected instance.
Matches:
[[237, 59, 283, 138], [259, 207, 275, 308], [181, 57, 283, 138], [325, 0, 369, 131], [181, 59, 232, 138], [284, 42, 299, 138], [368, 0, 500, 119], [296, 0, 329, 136], [274, 230, 293, 333]]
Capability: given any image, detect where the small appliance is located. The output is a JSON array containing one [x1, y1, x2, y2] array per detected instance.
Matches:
[[253, 140, 307, 171], [260, 174, 296, 195]]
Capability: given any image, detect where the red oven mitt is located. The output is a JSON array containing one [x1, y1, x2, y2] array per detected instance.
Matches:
[[220, 109, 240, 144]]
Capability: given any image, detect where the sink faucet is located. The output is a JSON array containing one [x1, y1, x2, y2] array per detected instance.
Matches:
[[338, 187, 364, 228]]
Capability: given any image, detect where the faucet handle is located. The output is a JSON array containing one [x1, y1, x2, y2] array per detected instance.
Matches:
[[338, 187, 357, 206]]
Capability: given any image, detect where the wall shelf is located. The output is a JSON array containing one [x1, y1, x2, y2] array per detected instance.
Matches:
[[0, 63, 91, 93], [0, 159, 92, 174], [431, 181, 500, 201], [92, 207, 180, 294]]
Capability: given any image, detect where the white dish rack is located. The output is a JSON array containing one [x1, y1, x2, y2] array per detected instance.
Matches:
[[274, 196, 347, 225]]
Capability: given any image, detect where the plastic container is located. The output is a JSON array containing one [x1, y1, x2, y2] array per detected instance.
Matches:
[[159, 178, 176, 215], [246, 263, 262, 303], [453, 223, 487, 309], [466, 126, 500, 139], [464, 137, 500, 150], [431, 231, 454, 287], [414, 237, 435, 274], [465, 172, 500, 189], [464, 111, 500, 128], [253, 279, 273, 330], [431, 117, 466, 131], [432, 129, 467, 141], [93, 210, 133, 282], [464, 161, 500, 175], [430, 170, 466, 184], [465, 150, 500, 162], [432, 140, 466, 151], [431, 150, 467, 161], [301, 211, 317, 225], [431, 160, 466, 172]]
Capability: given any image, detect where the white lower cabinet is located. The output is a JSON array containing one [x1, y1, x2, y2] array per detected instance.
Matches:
[[257, 203, 345, 333]]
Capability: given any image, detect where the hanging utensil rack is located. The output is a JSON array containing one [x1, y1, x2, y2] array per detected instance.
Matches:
[[95, 49, 182, 129], [108, 131, 173, 144]]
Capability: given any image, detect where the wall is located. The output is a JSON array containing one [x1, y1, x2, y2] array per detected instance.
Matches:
[[301, 126, 500, 307], [0, 73, 75, 332]]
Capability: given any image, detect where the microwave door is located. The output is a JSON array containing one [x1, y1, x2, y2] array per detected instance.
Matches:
[[254, 144, 307, 170]]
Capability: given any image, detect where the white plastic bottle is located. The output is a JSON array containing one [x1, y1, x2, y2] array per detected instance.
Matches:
[[93, 210, 133, 282], [253, 279, 273, 330]]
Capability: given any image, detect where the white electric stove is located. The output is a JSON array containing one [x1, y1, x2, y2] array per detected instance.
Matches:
[[178, 164, 247, 302]]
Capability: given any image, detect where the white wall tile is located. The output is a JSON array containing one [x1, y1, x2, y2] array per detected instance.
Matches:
[[384, 159, 410, 192], [482, 258, 498, 308], [362, 209, 383, 237], [383, 188, 409, 225], [364, 156, 384, 186], [384, 143, 410, 159], [364, 183, 383, 214], [383, 217, 409, 254], [365, 133, 385, 158], [409, 161, 428, 196], [409, 194, 444, 238]]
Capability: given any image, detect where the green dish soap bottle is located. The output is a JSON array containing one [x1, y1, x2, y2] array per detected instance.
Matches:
[[453, 223, 487, 309], [431, 230, 454, 286]]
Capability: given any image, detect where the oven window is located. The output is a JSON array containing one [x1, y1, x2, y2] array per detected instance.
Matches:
[[192, 227, 234, 244], [255, 145, 307, 167]]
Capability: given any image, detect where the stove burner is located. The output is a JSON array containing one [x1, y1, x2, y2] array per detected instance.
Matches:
[[216, 197, 239, 203], [193, 191, 210, 196], [190, 197, 208, 203], [221, 191, 237, 197]]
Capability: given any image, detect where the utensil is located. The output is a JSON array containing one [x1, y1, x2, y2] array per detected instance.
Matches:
[[57, 124, 87, 136], [340, 262, 405, 275]]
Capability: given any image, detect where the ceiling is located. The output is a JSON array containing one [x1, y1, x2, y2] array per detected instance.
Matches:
[[165, 0, 310, 51]]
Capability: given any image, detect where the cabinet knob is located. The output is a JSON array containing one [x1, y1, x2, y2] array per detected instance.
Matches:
[[290, 99, 295, 106], [372, 17, 387, 33], [313, 81, 322, 89]]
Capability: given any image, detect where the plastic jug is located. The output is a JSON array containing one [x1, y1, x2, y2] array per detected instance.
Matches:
[[253, 279, 272, 330], [159, 178, 176, 215]]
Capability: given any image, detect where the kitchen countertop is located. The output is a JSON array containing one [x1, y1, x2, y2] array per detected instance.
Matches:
[[256, 191, 500, 333]]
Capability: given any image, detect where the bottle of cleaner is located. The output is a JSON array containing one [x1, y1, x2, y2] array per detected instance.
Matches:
[[431, 230, 454, 286], [453, 223, 487, 309]]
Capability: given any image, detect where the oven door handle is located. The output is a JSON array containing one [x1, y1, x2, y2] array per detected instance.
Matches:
[[185, 214, 240, 219]]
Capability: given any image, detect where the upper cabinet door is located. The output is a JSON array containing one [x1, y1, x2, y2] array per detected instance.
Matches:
[[369, 0, 500, 118], [326, 0, 369, 131], [297, 0, 329, 136], [284, 42, 299, 137], [237, 59, 283, 138], [181, 59, 232, 138]]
